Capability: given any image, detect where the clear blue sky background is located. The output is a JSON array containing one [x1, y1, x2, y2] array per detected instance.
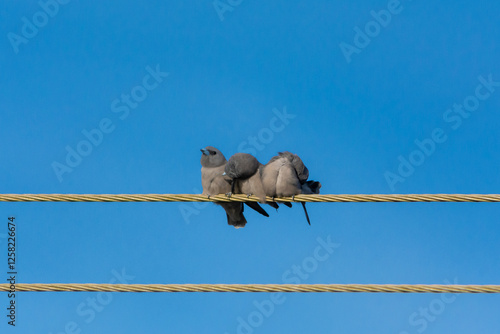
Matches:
[[1, 1, 499, 333]]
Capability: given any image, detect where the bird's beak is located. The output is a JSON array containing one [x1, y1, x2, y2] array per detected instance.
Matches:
[[200, 148, 210, 156]]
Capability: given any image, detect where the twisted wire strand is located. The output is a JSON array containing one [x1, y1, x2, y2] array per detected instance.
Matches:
[[0, 283, 499, 293], [1, 194, 500, 203]]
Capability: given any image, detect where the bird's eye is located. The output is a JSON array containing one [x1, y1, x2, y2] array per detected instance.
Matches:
[[211, 151, 216, 155]]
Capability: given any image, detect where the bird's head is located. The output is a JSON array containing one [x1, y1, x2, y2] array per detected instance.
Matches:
[[200, 146, 226, 167]]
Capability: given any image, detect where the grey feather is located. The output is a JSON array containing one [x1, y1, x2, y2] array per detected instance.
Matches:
[[224, 153, 267, 204], [224, 153, 260, 180]]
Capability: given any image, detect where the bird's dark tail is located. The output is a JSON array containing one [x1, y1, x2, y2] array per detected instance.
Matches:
[[226, 213, 247, 228], [245, 202, 270, 217], [220, 202, 248, 228], [303, 180, 322, 194], [267, 202, 280, 210], [301, 202, 311, 225]]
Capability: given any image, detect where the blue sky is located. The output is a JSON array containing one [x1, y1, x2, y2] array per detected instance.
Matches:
[[1, 0, 500, 333]]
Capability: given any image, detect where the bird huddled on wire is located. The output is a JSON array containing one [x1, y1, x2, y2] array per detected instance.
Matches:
[[200, 147, 321, 228], [261, 151, 322, 225], [222, 153, 279, 210], [200, 146, 270, 228]]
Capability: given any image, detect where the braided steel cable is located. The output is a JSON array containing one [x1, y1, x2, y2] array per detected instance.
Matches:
[[1, 283, 499, 293], [1, 194, 500, 202]]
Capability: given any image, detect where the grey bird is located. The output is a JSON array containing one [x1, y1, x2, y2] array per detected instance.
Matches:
[[200, 146, 269, 228], [261, 151, 321, 225], [223, 153, 280, 210]]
